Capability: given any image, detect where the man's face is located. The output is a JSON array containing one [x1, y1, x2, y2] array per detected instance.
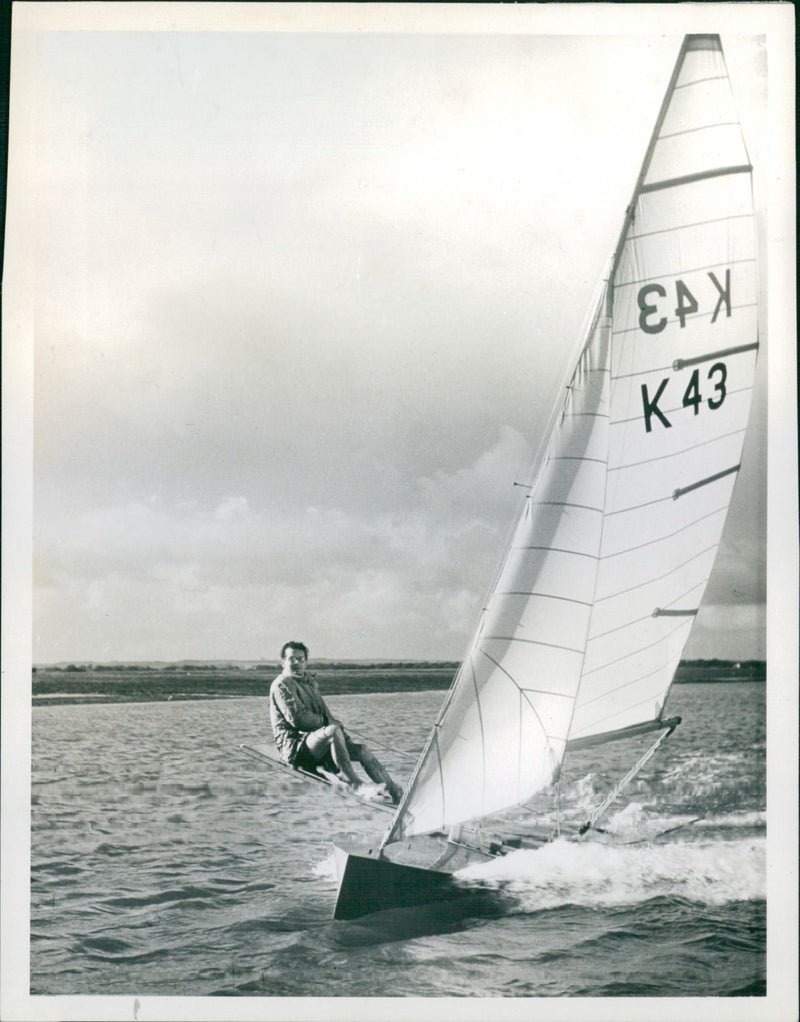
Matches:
[[282, 647, 307, 677]]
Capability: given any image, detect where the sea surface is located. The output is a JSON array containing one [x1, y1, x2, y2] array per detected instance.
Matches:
[[30, 681, 766, 1000]]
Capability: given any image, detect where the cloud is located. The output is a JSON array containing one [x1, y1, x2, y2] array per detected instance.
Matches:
[[26, 30, 768, 662], [34, 427, 530, 660]]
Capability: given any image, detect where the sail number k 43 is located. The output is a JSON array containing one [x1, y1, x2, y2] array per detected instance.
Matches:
[[637, 270, 731, 334], [636, 269, 732, 433], [641, 363, 727, 432]]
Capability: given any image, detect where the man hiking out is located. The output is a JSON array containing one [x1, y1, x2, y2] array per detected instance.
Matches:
[[269, 640, 403, 804]]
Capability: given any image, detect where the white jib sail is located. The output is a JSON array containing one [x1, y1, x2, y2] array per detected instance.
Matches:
[[386, 35, 758, 843]]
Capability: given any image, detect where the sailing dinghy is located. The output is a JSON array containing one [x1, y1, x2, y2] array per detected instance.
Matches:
[[333, 34, 760, 921]]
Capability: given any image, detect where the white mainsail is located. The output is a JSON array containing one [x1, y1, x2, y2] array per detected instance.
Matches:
[[385, 35, 759, 844]]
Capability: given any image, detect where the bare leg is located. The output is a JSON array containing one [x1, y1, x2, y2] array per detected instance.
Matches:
[[305, 725, 362, 787], [349, 742, 403, 802]]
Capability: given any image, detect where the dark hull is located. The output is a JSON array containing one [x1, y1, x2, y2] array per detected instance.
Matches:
[[333, 846, 457, 920], [332, 829, 550, 920]]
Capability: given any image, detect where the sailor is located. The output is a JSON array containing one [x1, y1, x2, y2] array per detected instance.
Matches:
[[269, 641, 403, 804]]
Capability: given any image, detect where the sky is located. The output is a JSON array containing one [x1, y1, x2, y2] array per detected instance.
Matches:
[[5, 5, 790, 664]]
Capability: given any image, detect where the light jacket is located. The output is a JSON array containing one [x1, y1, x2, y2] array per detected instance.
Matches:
[[269, 673, 331, 764]]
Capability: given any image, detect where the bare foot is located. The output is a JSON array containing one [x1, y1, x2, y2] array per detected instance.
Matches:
[[387, 782, 403, 804]]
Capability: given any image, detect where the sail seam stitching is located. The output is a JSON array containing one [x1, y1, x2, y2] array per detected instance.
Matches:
[[494, 590, 594, 604], [614, 255, 756, 290], [582, 666, 673, 711], [588, 581, 706, 643], [519, 688, 576, 699], [582, 619, 698, 689], [580, 648, 685, 709], [629, 211, 753, 241], [594, 543, 716, 604], [605, 492, 678, 516], [482, 634, 585, 654], [658, 119, 740, 141], [600, 504, 727, 559], [596, 578, 708, 633], [506, 548, 598, 560], [533, 501, 603, 513], [674, 73, 728, 91], [478, 649, 559, 770], [608, 427, 748, 471], [549, 456, 607, 464]]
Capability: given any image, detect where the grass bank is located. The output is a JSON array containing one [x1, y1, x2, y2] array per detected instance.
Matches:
[[32, 659, 765, 706]]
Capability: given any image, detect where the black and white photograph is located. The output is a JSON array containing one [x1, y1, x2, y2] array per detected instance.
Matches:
[[2, 3, 796, 1020]]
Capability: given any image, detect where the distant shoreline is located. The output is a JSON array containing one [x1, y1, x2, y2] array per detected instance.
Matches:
[[31, 660, 766, 707]]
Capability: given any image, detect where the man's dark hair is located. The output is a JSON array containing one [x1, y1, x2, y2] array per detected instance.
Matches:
[[281, 640, 309, 659]]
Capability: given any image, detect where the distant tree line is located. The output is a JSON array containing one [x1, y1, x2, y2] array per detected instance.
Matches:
[[34, 658, 763, 674], [33, 660, 462, 673]]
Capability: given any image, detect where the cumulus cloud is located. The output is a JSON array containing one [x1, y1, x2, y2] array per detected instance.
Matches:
[[34, 425, 533, 659]]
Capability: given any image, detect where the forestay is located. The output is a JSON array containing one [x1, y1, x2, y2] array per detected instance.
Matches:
[[384, 35, 758, 844]]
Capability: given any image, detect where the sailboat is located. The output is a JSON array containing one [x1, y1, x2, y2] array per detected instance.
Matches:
[[333, 34, 760, 921]]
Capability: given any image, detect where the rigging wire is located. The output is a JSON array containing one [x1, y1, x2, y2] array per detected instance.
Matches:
[[578, 721, 679, 835], [555, 776, 562, 838], [343, 726, 417, 762]]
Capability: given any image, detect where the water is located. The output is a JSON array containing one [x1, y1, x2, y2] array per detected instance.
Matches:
[[30, 682, 765, 999]]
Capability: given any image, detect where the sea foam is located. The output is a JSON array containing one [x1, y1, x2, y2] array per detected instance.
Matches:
[[457, 834, 765, 909]]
